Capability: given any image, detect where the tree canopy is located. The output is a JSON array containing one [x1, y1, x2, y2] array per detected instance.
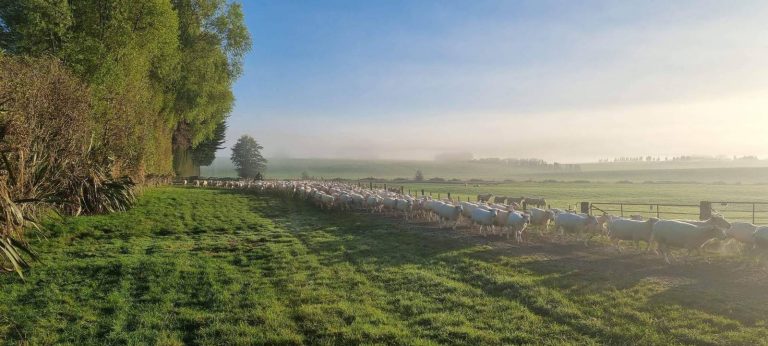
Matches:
[[231, 135, 266, 179], [0, 0, 251, 178]]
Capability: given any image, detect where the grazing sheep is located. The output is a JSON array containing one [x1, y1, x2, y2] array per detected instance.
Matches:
[[554, 213, 600, 245], [507, 197, 526, 205], [382, 197, 397, 208], [477, 193, 493, 202], [676, 215, 731, 232], [433, 202, 463, 229], [318, 193, 335, 210], [493, 208, 513, 235], [493, 196, 508, 204], [366, 196, 383, 213], [525, 198, 547, 208], [460, 201, 479, 219], [506, 211, 531, 242], [607, 217, 659, 252], [726, 222, 759, 245], [395, 199, 413, 220], [754, 227, 768, 250], [470, 207, 497, 236], [650, 220, 727, 263], [753, 227, 768, 267], [528, 208, 555, 233]]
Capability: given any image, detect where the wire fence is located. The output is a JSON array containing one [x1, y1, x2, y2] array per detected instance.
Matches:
[[354, 181, 768, 223]]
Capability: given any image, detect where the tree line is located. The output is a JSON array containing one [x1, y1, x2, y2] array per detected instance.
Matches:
[[0, 0, 251, 277]]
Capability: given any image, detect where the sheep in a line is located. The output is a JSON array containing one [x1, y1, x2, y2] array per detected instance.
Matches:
[[528, 208, 556, 234], [553, 212, 601, 245], [525, 198, 547, 208], [203, 180, 768, 266], [432, 202, 463, 230], [649, 218, 728, 263], [470, 207, 497, 236], [606, 217, 659, 252]]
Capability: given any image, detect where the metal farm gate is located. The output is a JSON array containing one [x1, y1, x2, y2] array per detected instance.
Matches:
[[706, 201, 768, 224], [587, 202, 701, 220], [586, 201, 768, 223]]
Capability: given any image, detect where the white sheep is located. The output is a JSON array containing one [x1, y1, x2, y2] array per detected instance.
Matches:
[[554, 212, 600, 245], [606, 217, 659, 252], [650, 219, 727, 263], [470, 207, 497, 236], [506, 211, 530, 242]]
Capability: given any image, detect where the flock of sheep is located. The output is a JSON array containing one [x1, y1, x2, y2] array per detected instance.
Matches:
[[187, 179, 768, 264]]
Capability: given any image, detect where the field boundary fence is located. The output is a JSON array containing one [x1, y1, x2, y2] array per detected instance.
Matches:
[[351, 181, 768, 224], [587, 202, 701, 220]]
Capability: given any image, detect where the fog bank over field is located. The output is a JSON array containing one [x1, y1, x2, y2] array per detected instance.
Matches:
[[232, 91, 768, 162]]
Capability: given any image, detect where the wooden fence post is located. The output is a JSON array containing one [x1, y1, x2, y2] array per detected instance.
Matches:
[[580, 202, 590, 214], [700, 201, 712, 221]]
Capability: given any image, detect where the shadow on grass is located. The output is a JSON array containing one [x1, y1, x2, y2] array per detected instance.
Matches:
[[225, 189, 768, 329]]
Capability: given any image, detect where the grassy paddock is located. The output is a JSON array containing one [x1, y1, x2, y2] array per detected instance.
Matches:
[[379, 182, 768, 222], [2, 187, 768, 345]]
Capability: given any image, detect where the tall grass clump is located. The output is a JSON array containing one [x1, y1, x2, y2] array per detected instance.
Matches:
[[0, 55, 135, 277]]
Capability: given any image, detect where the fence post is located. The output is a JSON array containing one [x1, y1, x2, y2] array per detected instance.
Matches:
[[700, 201, 712, 221], [580, 202, 590, 214], [448, 192, 451, 200], [522, 201, 527, 211], [400, 186, 404, 194], [656, 205, 660, 218], [438, 193, 441, 199], [620, 204, 624, 217], [753, 203, 756, 224]]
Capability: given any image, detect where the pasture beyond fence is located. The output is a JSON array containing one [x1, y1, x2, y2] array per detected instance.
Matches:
[[351, 181, 768, 223], [179, 179, 768, 224]]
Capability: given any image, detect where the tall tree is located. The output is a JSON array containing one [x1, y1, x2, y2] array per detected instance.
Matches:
[[172, 0, 251, 148], [191, 121, 227, 166], [230, 135, 266, 179]]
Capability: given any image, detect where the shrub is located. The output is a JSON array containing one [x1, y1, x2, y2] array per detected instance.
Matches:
[[0, 55, 136, 277]]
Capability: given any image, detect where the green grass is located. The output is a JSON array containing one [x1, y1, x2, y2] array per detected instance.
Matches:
[[2, 187, 768, 345]]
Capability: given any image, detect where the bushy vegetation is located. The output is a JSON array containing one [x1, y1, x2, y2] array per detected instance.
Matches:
[[0, 0, 250, 277], [0, 0, 251, 178], [0, 55, 137, 277], [1, 187, 767, 344]]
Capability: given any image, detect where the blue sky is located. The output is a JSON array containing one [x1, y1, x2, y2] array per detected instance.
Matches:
[[224, 0, 768, 162]]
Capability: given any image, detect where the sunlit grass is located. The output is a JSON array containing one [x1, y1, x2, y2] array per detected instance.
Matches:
[[1, 187, 766, 345]]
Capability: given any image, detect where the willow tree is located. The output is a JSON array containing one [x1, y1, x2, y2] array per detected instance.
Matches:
[[171, 0, 251, 171]]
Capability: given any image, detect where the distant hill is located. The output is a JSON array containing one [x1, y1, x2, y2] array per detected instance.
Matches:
[[200, 157, 768, 184]]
